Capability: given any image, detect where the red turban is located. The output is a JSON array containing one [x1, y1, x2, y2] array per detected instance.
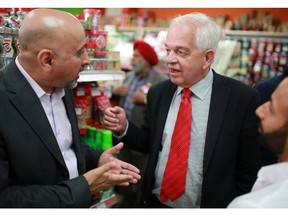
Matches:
[[133, 40, 159, 66]]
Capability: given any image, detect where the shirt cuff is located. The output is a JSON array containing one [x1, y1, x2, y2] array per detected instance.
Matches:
[[112, 120, 129, 139]]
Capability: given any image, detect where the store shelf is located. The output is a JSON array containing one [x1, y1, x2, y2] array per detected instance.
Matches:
[[118, 27, 288, 38], [117, 26, 168, 38], [117, 26, 167, 33], [117, 27, 288, 42], [78, 70, 125, 82], [224, 30, 288, 39]]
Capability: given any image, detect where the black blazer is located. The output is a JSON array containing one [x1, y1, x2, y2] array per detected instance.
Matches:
[[0, 61, 102, 207], [120, 70, 261, 208]]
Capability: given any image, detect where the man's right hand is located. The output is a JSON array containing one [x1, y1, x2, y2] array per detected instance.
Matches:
[[83, 161, 137, 195], [101, 106, 127, 134]]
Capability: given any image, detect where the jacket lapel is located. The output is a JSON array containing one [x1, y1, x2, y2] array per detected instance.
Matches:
[[5, 61, 67, 169], [155, 81, 177, 150], [203, 72, 230, 173]]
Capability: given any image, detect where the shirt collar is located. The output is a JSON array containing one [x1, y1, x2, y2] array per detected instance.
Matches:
[[257, 162, 288, 182], [176, 69, 213, 100], [15, 57, 65, 100]]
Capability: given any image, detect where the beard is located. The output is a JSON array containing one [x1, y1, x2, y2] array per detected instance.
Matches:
[[259, 123, 288, 156], [131, 60, 147, 75], [66, 79, 78, 89]]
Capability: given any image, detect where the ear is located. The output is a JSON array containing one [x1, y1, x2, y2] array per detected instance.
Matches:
[[202, 49, 214, 70], [37, 49, 54, 71]]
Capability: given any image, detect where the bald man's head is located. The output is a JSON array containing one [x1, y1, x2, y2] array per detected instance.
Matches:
[[16, 9, 89, 94], [19, 9, 83, 53]]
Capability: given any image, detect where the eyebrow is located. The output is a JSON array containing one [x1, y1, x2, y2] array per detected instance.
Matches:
[[165, 44, 190, 52], [79, 43, 86, 52], [75, 43, 86, 55]]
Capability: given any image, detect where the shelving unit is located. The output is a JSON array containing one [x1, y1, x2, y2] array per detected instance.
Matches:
[[78, 70, 125, 82], [117, 26, 167, 39], [219, 30, 288, 86], [224, 30, 288, 40], [118, 26, 288, 39], [118, 26, 167, 33]]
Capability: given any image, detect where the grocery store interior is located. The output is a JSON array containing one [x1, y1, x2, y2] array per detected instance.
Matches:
[[0, 7, 287, 208], [1, 8, 287, 83]]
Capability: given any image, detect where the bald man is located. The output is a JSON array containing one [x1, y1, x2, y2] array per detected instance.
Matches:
[[228, 77, 288, 208], [0, 9, 140, 207]]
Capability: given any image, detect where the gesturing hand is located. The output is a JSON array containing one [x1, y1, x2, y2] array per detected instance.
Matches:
[[83, 161, 136, 194], [101, 106, 127, 133], [83, 142, 141, 195], [99, 142, 141, 183]]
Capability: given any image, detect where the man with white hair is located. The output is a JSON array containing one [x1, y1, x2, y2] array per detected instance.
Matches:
[[102, 12, 260, 208]]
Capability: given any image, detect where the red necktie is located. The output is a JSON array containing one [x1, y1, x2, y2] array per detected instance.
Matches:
[[160, 88, 192, 202]]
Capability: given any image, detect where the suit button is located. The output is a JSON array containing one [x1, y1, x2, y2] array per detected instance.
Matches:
[[62, 171, 68, 178]]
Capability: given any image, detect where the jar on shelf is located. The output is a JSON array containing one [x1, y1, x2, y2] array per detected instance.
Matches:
[[94, 50, 107, 59], [11, 27, 19, 57], [93, 51, 107, 71], [75, 14, 85, 29], [90, 30, 107, 51], [83, 9, 101, 30], [0, 35, 5, 69], [85, 42, 96, 59], [2, 27, 15, 59]]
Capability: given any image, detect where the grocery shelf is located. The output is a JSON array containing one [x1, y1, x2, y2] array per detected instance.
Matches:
[[117, 26, 167, 33], [118, 27, 288, 38], [224, 30, 288, 39], [78, 70, 125, 82]]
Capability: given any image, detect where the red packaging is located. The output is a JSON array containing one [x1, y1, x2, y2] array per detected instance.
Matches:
[[90, 30, 107, 51]]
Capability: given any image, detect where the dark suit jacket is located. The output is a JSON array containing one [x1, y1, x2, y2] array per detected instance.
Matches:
[[0, 61, 102, 207], [119, 70, 261, 208]]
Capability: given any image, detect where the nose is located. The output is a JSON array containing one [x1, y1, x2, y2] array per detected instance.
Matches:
[[255, 101, 269, 119], [166, 52, 178, 64], [82, 49, 90, 67]]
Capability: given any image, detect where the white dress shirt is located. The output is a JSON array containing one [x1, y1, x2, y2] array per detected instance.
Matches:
[[228, 162, 288, 208], [15, 58, 79, 179]]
